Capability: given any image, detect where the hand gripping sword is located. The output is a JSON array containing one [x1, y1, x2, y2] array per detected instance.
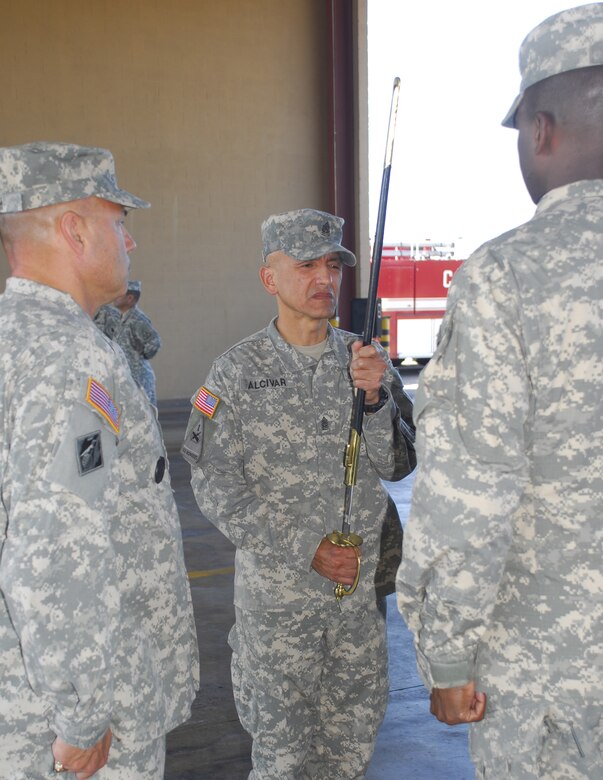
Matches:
[[327, 77, 401, 600]]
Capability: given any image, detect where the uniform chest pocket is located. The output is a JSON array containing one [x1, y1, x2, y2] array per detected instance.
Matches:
[[240, 391, 315, 467]]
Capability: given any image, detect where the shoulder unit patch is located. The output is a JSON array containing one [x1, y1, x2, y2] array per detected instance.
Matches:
[[76, 431, 104, 475]]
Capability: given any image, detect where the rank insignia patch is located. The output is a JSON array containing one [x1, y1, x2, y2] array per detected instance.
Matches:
[[76, 431, 103, 476], [194, 386, 221, 419], [86, 378, 120, 433]]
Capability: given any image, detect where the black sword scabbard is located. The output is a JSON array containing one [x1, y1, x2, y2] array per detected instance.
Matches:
[[340, 77, 401, 538]]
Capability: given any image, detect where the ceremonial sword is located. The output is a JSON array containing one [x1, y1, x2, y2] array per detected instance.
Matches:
[[327, 77, 401, 600]]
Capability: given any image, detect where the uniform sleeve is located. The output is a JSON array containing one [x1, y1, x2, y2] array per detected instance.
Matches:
[[396, 251, 530, 689], [182, 364, 325, 572], [0, 348, 120, 747], [362, 354, 416, 481]]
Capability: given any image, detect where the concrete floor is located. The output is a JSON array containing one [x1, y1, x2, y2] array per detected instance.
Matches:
[[159, 398, 475, 780]]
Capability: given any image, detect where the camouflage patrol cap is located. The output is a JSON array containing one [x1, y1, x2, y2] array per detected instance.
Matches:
[[0, 141, 150, 213], [502, 3, 603, 128], [127, 280, 142, 294], [261, 208, 356, 266]]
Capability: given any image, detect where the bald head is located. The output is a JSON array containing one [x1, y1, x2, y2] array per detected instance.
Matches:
[[521, 65, 603, 136], [0, 205, 57, 251], [516, 65, 603, 202], [0, 197, 134, 315], [0, 198, 100, 267]]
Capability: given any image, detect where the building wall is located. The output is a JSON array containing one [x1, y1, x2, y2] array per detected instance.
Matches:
[[0, 0, 358, 399]]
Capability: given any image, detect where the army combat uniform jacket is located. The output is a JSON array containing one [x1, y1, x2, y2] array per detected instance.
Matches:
[[0, 279, 199, 769], [183, 319, 415, 611], [93, 303, 121, 340], [397, 181, 603, 764]]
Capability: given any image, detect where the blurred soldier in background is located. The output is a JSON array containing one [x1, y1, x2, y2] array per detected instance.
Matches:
[[93, 301, 121, 340], [110, 280, 161, 406], [95, 280, 161, 406]]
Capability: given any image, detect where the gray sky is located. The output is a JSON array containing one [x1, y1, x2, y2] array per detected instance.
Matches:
[[368, 0, 579, 258]]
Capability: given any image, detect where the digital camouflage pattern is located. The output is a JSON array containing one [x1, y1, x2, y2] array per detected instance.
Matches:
[[183, 319, 415, 777], [0, 279, 199, 778], [93, 303, 121, 340], [229, 603, 388, 780], [261, 208, 356, 266], [502, 3, 603, 126], [111, 306, 161, 407], [183, 319, 415, 611], [0, 142, 150, 213], [396, 180, 603, 773]]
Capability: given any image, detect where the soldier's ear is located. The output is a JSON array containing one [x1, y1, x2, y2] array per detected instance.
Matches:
[[533, 111, 555, 155], [59, 210, 86, 257], [259, 263, 278, 296]]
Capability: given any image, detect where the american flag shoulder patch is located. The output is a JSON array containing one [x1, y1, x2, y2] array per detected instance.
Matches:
[[194, 386, 221, 419], [86, 377, 120, 433]]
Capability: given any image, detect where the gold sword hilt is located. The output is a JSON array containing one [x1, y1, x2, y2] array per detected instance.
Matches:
[[326, 531, 363, 600], [343, 429, 361, 487]]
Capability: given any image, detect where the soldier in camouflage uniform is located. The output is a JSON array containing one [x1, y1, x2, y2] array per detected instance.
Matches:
[[93, 303, 121, 340], [108, 280, 161, 406], [396, 5, 603, 778], [0, 142, 199, 779], [182, 208, 415, 779]]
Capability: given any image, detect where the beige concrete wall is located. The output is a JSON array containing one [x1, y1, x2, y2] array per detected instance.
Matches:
[[0, 0, 339, 399]]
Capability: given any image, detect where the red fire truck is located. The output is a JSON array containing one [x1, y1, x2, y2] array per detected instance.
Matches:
[[376, 242, 463, 364]]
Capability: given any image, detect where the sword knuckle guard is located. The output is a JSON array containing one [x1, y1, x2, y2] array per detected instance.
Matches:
[[326, 531, 363, 600]]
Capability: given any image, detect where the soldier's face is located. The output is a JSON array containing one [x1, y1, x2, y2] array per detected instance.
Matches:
[[265, 252, 343, 321], [87, 199, 136, 300]]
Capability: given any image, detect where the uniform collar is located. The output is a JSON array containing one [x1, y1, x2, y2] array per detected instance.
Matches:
[[267, 317, 349, 374], [4, 277, 88, 319], [535, 179, 603, 217]]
